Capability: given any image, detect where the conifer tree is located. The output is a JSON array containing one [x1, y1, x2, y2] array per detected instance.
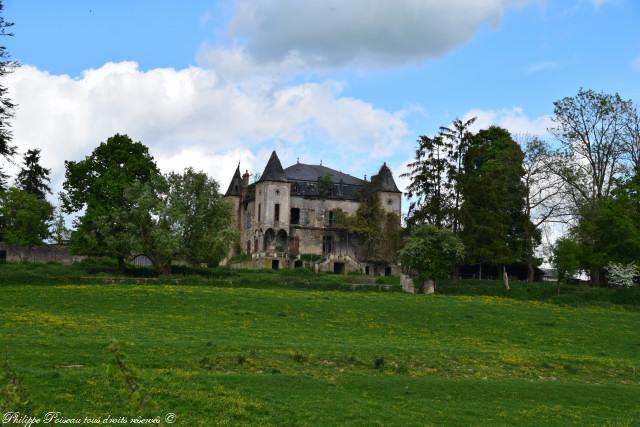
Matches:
[[0, 0, 16, 162], [15, 148, 51, 199]]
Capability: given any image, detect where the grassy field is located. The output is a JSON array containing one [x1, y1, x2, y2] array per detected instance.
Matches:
[[1, 265, 639, 426]]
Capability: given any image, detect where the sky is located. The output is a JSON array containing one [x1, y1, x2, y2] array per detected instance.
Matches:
[[2, 0, 640, 208]]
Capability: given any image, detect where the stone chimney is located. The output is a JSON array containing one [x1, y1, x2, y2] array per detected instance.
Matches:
[[242, 170, 250, 187]]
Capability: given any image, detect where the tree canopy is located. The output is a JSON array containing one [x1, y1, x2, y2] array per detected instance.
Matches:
[[0, 188, 53, 246], [399, 224, 464, 293], [62, 134, 160, 269], [460, 126, 529, 269]]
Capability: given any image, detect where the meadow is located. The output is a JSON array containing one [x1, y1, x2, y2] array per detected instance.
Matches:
[[1, 263, 639, 426]]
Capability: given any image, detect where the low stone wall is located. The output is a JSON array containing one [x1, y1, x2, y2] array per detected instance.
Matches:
[[0, 243, 85, 265]]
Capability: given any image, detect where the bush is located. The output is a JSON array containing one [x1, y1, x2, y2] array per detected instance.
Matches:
[[606, 262, 639, 288]]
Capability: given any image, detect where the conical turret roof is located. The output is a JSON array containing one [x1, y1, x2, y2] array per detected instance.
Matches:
[[224, 164, 243, 197], [373, 162, 401, 193], [259, 151, 288, 182]]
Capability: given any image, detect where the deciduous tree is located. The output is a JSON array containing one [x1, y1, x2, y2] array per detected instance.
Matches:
[[61, 134, 159, 271], [0, 188, 53, 246], [399, 224, 464, 293]]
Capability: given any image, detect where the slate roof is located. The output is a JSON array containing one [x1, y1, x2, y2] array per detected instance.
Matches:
[[284, 163, 365, 185], [224, 164, 243, 197], [233, 150, 401, 200], [373, 163, 401, 193], [258, 151, 288, 182]]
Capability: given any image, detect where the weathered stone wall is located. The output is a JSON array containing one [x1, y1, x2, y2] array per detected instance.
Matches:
[[0, 243, 85, 265], [378, 191, 402, 216], [289, 196, 360, 228]]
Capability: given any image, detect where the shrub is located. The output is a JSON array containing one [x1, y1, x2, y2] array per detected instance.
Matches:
[[606, 262, 639, 288]]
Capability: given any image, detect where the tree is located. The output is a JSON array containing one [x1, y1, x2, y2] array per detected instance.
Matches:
[[403, 135, 452, 228], [0, 167, 7, 192], [333, 171, 402, 264], [552, 237, 582, 290], [165, 168, 236, 267], [626, 106, 640, 172], [0, 188, 53, 246], [519, 135, 568, 282], [402, 117, 477, 231], [399, 224, 464, 293], [318, 174, 333, 198], [549, 89, 633, 208], [439, 116, 477, 233], [61, 134, 159, 271], [123, 169, 236, 272], [564, 177, 640, 285], [15, 149, 51, 199], [50, 205, 70, 244], [0, 0, 16, 163], [460, 126, 529, 286]]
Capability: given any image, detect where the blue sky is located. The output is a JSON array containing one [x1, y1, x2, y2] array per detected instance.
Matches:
[[3, 0, 640, 197]]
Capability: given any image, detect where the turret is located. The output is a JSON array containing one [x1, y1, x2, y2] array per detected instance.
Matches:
[[372, 162, 402, 215], [224, 164, 243, 230], [255, 151, 291, 253]]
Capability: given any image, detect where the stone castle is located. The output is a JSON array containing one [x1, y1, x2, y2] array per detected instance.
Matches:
[[223, 151, 402, 274]]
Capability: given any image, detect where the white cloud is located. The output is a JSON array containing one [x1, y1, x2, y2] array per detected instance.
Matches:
[[4, 62, 409, 199], [206, 0, 528, 71], [462, 107, 552, 137]]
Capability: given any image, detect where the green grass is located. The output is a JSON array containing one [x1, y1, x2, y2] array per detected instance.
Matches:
[[1, 265, 640, 425]]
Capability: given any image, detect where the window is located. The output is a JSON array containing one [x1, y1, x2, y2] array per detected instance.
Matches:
[[290, 208, 300, 225], [275, 203, 280, 222], [327, 210, 334, 227], [322, 236, 333, 255], [258, 204, 261, 222], [275, 189, 280, 196], [254, 238, 258, 252], [246, 240, 251, 254], [387, 198, 393, 206]]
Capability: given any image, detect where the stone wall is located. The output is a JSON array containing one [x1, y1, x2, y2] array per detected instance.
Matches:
[[0, 243, 85, 265]]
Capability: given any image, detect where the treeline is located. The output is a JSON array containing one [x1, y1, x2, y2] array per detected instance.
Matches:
[[0, 134, 236, 272], [401, 89, 640, 288]]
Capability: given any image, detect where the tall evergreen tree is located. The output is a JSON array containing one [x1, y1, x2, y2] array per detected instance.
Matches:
[[460, 126, 529, 281], [0, 0, 16, 162], [403, 117, 477, 231], [15, 149, 51, 199], [403, 135, 452, 228], [439, 117, 477, 233], [0, 166, 7, 192]]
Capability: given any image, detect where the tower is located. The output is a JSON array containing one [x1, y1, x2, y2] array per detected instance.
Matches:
[[373, 162, 402, 217], [255, 151, 291, 254]]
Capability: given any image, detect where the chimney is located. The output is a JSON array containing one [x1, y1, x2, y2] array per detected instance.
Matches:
[[242, 170, 250, 188]]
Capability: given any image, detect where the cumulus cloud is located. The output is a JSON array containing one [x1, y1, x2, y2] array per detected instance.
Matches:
[[207, 0, 528, 71], [4, 62, 409, 198], [462, 107, 552, 137]]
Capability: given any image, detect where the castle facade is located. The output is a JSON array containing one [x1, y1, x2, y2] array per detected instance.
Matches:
[[224, 151, 402, 274]]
